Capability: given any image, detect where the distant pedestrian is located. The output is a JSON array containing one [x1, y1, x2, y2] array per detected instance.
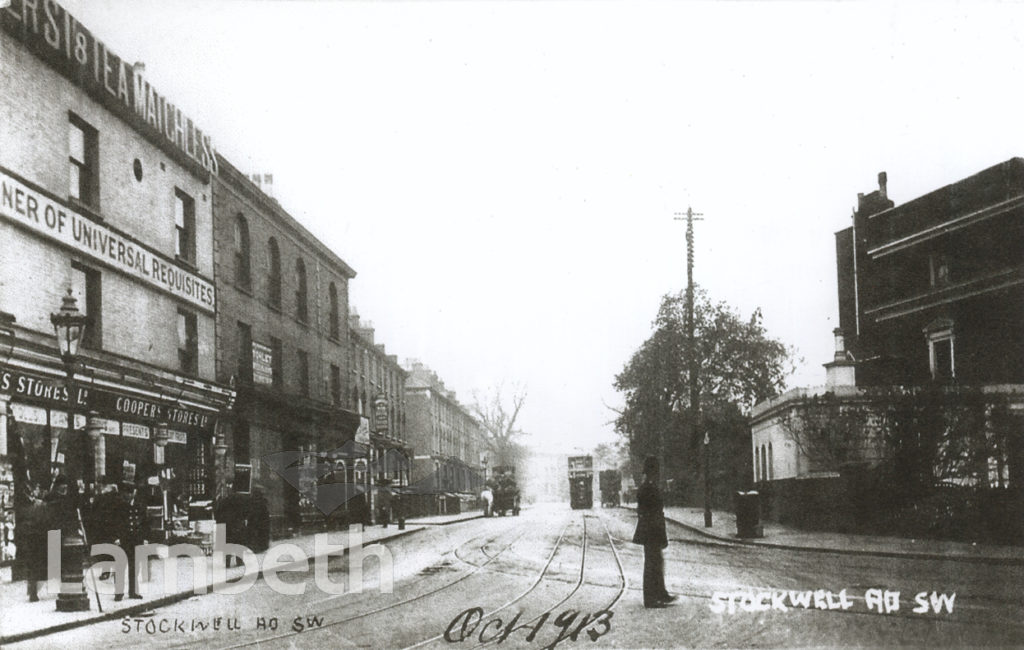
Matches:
[[247, 487, 270, 553], [214, 483, 249, 567], [481, 486, 493, 517], [89, 480, 120, 545], [377, 480, 393, 527], [632, 456, 676, 608], [90, 480, 120, 580], [114, 480, 148, 600], [21, 485, 58, 602]]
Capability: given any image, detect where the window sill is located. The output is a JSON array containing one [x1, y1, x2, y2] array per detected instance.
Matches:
[[175, 255, 198, 272], [234, 284, 253, 298], [69, 197, 103, 222]]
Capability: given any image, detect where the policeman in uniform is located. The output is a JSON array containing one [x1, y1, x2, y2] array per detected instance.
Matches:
[[632, 456, 677, 608], [115, 480, 148, 600]]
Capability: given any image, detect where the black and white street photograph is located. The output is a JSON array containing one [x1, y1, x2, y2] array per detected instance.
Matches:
[[1, 1, 1023, 648]]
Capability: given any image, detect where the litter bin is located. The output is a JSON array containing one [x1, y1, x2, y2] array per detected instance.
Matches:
[[735, 491, 763, 538]]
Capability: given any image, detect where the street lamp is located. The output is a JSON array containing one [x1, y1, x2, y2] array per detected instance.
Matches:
[[49, 288, 90, 612]]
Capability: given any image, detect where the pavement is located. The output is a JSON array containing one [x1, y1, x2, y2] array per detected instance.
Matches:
[[642, 504, 1024, 565], [0, 509, 487, 644], [0, 521, 426, 645], [402, 509, 485, 525]]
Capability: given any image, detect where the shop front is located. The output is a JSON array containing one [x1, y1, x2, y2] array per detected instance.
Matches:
[[0, 363, 232, 573], [230, 385, 361, 536]]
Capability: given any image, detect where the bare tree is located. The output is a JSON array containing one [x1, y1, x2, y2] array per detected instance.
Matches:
[[472, 383, 527, 468]]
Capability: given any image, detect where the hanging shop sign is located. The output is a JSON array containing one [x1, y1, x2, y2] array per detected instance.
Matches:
[[0, 366, 217, 433], [1, 1, 218, 175], [0, 169, 216, 312], [373, 396, 389, 434]]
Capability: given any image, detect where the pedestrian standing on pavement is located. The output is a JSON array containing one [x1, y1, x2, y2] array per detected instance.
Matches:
[[246, 486, 271, 553], [214, 482, 249, 567], [480, 485, 493, 517], [21, 483, 60, 602], [114, 480, 148, 601], [90, 480, 120, 580], [632, 455, 676, 608], [377, 480, 393, 528]]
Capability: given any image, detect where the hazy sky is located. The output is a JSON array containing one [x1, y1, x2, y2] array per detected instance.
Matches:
[[58, 0, 1024, 454]]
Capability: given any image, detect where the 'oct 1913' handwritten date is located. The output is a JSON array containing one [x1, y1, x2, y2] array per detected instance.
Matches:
[[444, 607, 612, 649]]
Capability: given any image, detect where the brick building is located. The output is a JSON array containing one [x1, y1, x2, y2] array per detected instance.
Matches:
[[348, 313, 410, 490], [403, 361, 485, 515], [212, 157, 359, 533], [836, 161, 1024, 387], [0, 0, 234, 567], [347, 313, 410, 523], [750, 161, 1024, 533]]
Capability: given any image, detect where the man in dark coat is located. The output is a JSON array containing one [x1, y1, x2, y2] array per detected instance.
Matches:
[[115, 480, 148, 600], [214, 483, 249, 567], [21, 484, 61, 602], [632, 456, 676, 608], [246, 487, 270, 553]]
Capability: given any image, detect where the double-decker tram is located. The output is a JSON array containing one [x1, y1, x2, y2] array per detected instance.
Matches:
[[568, 455, 593, 510]]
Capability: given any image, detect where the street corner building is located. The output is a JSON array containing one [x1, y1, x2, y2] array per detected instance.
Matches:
[[0, 0, 234, 576], [749, 162, 1024, 538]]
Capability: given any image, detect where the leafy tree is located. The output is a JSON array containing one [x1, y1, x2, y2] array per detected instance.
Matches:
[[613, 287, 795, 505]]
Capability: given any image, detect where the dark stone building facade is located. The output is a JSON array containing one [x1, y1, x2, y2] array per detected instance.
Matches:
[[752, 160, 1024, 538], [404, 361, 485, 516], [836, 160, 1024, 387], [212, 157, 359, 534], [349, 313, 410, 521]]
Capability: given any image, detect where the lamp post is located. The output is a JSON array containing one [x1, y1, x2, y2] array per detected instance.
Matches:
[[213, 422, 229, 500], [85, 412, 104, 485], [154, 422, 169, 538], [50, 289, 90, 612]]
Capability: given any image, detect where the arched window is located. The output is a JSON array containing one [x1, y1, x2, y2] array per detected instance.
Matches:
[[267, 237, 281, 308], [234, 214, 251, 290], [768, 442, 773, 480], [329, 282, 340, 340], [760, 446, 768, 483], [295, 258, 308, 322]]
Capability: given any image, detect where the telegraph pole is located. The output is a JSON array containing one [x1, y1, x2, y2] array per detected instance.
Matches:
[[674, 207, 711, 527]]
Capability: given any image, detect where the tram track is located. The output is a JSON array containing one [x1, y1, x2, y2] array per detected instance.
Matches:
[[200, 522, 532, 650]]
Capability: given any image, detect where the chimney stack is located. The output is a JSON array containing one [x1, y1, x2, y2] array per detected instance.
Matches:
[[878, 171, 887, 199]]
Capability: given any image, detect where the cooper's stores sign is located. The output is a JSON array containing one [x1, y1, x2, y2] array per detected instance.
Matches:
[[0, 366, 216, 433], [1, 0, 218, 175], [1, 169, 216, 311]]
